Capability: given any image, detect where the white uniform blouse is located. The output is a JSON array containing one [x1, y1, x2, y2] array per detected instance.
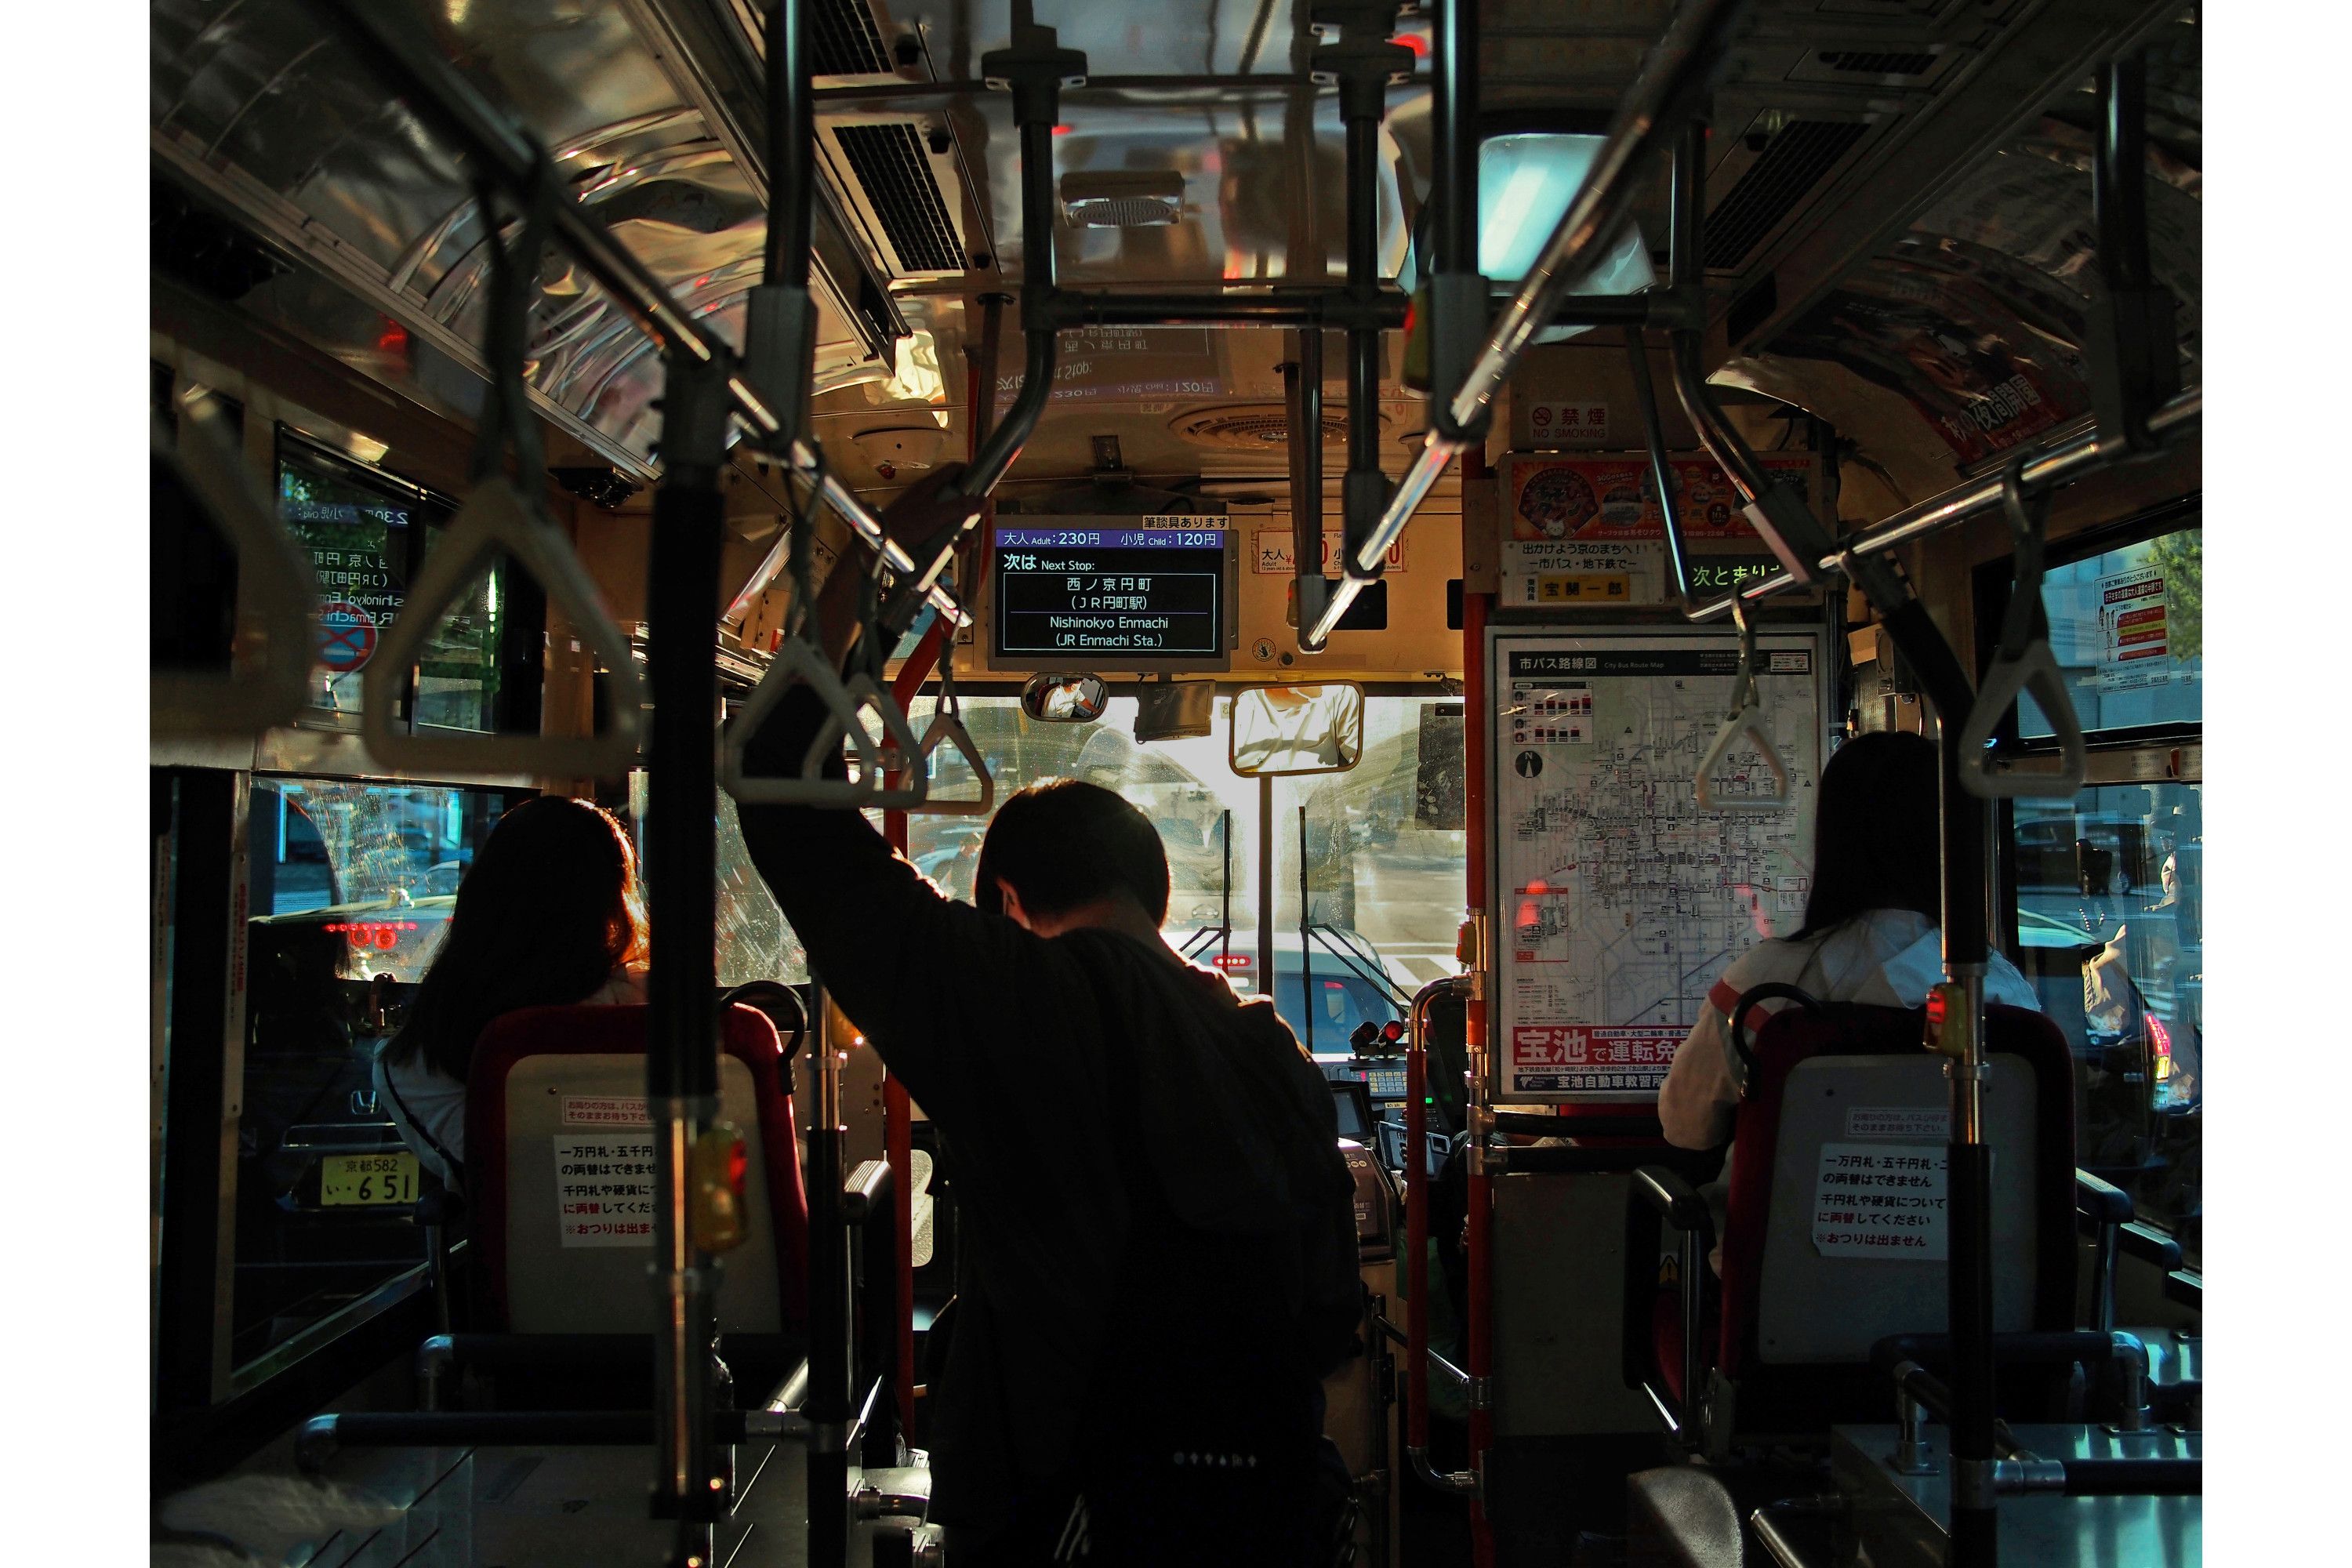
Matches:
[[1657, 909, 2040, 1269]]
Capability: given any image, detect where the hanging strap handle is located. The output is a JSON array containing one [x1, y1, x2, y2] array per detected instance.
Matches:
[[361, 168, 648, 779], [152, 402, 323, 737], [1958, 458, 2089, 800], [721, 451, 891, 808], [1695, 604, 1792, 812], [908, 633, 996, 817], [812, 555, 929, 810]]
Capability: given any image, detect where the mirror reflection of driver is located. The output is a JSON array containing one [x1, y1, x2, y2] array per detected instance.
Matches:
[[1232, 687, 1355, 773]]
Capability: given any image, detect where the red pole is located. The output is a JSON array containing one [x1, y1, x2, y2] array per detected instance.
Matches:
[[1405, 1010, 1431, 1457], [1460, 446, 1495, 1567]]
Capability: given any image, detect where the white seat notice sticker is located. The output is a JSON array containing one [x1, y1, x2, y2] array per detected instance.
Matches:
[[1812, 1142, 1948, 1260]]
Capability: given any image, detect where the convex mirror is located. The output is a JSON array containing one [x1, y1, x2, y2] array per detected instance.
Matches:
[[1229, 683, 1366, 776], [1020, 671, 1109, 722]]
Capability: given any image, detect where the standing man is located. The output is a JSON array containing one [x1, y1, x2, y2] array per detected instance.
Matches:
[[735, 467, 1360, 1566]]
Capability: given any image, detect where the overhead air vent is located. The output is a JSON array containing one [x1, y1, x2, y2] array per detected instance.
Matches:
[[833, 122, 966, 274], [1704, 119, 1870, 270], [813, 0, 893, 75], [1061, 171, 1186, 229], [1816, 49, 1936, 76], [1170, 405, 1379, 451], [1066, 196, 1180, 228]]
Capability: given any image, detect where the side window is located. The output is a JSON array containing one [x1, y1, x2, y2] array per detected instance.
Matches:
[[2004, 521, 2201, 1268]]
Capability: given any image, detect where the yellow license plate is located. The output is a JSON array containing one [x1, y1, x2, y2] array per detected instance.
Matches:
[[321, 1151, 419, 1207]]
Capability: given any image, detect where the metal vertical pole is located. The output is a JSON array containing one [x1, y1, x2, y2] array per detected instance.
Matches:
[[1220, 808, 1234, 967], [1298, 803, 1316, 1056], [1341, 56, 1388, 604], [1283, 332, 1327, 630], [1258, 774, 1276, 1016], [645, 350, 732, 1563], [1460, 455, 1496, 1567], [806, 982, 851, 1565]]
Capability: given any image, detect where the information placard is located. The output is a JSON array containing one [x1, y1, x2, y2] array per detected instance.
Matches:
[[1488, 630, 1824, 1101], [989, 522, 1234, 670]]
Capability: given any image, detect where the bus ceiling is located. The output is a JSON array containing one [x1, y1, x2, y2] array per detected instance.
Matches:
[[154, 0, 2196, 510]]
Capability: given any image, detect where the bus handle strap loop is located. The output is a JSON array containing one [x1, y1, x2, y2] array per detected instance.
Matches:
[[152, 406, 322, 738], [1696, 605, 1791, 812], [361, 476, 648, 778], [1958, 459, 2089, 800], [809, 671, 930, 811], [722, 638, 884, 808]]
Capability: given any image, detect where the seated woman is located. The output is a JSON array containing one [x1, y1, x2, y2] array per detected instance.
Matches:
[[1659, 731, 2039, 1265], [375, 797, 648, 1192]]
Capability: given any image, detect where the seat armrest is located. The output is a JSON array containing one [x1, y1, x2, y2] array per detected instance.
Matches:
[[2163, 1269, 2201, 1312], [2074, 1169, 2132, 1229], [2119, 1221, 2184, 1272], [1633, 1164, 1711, 1233]]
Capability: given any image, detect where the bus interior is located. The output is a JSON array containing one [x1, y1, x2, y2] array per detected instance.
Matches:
[[147, 1, 2209, 1565]]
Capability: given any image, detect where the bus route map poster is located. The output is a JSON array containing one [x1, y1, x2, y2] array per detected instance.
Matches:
[[1489, 630, 1824, 1102]]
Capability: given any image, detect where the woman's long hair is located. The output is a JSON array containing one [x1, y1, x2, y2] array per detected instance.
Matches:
[[386, 797, 647, 1082], [1793, 731, 1943, 940]]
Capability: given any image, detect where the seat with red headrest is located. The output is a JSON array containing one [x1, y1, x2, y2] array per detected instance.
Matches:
[[1628, 996, 2074, 1448], [463, 1003, 810, 1333]]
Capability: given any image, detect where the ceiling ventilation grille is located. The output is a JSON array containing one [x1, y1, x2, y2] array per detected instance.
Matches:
[[1815, 49, 1936, 75], [1704, 120, 1869, 270], [834, 122, 964, 272], [813, 0, 892, 75]]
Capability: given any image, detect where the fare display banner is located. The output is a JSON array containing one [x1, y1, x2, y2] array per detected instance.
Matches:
[[987, 519, 1234, 670]]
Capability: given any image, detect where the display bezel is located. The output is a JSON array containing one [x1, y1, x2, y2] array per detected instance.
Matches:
[[981, 517, 1239, 674]]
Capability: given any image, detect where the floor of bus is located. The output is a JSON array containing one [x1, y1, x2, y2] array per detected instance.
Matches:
[[155, 1434, 839, 1568]]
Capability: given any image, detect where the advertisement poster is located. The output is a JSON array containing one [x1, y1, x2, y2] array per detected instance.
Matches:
[[2096, 563, 2170, 692], [1497, 452, 1818, 608], [1490, 632, 1822, 1101]]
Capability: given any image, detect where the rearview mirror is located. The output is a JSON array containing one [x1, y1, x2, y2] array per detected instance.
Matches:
[[1229, 683, 1366, 776], [1020, 672, 1110, 723]]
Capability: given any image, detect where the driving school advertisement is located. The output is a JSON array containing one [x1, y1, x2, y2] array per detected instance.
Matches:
[[1497, 451, 1820, 608]]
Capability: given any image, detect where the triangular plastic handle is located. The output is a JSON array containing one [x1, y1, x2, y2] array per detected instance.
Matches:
[[909, 708, 996, 817], [152, 409, 323, 738], [1958, 640, 2089, 800], [361, 477, 648, 778], [808, 672, 930, 811], [1694, 704, 1793, 812], [722, 637, 884, 808]]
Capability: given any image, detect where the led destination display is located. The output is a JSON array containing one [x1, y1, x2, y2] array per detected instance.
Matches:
[[991, 528, 1227, 659]]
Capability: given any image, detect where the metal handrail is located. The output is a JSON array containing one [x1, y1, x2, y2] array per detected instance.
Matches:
[[1686, 389, 2202, 623], [307, 0, 969, 631], [1956, 458, 2090, 799], [1301, 0, 1753, 650]]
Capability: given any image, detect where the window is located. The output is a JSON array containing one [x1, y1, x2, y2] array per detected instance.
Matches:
[[625, 775, 811, 987], [278, 434, 528, 734], [2021, 522, 2201, 739], [233, 779, 524, 1379], [2009, 782, 2201, 1265], [1992, 512, 2201, 1267], [895, 691, 1467, 1048]]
